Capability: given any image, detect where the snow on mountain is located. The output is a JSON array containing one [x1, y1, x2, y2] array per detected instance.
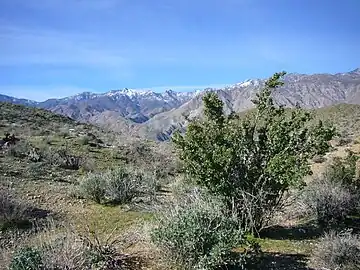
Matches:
[[231, 79, 262, 89], [106, 88, 154, 98], [29, 88, 201, 125], [5, 68, 360, 139], [61, 88, 198, 103]]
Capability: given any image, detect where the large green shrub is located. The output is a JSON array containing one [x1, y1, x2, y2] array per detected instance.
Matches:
[[151, 193, 250, 269], [173, 72, 336, 233]]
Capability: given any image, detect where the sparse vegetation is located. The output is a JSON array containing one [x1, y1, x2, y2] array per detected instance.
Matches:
[[6, 141, 31, 159], [3, 71, 360, 270], [312, 154, 326, 163], [335, 137, 353, 146], [57, 148, 83, 170], [79, 135, 91, 145]]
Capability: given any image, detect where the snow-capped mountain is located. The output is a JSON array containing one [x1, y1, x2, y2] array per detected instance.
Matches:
[[0, 87, 201, 126], [2, 68, 360, 140], [35, 88, 199, 124], [0, 94, 38, 107]]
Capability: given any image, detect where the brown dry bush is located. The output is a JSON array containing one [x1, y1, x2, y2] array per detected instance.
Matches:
[[303, 153, 360, 229], [303, 177, 355, 229], [6, 224, 142, 270], [311, 230, 360, 270], [0, 188, 30, 230]]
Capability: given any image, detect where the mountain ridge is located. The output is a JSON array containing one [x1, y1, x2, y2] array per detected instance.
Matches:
[[134, 68, 360, 140], [1, 68, 360, 140]]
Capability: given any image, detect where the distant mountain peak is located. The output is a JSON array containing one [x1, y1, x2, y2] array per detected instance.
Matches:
[[106, 88, 154, 97], [236, 79, 259, 87], [230, 79, 262, 89]]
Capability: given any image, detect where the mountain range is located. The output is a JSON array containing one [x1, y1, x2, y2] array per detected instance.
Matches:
[[1, 68, 360, 140]]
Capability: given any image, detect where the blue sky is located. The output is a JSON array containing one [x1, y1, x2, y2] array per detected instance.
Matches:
[[0, 0, 359, 101]]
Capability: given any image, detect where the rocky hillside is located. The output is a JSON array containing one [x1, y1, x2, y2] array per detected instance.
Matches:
[[1, 68, 360, 140]]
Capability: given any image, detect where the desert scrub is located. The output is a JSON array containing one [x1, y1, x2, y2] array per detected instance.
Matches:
[[312, 155, 326, 163], [78, 172, 106, 203], [324, 153, 359, 186], [0, 189, 30, 230], [7, 226, 140, 270], [311, 230, 360, 270], [303, 176, 355, 230], [150, 192, 250, 270], [57, 149, 83, 170], [167, 175, 199, 202], [335, 137, 353, 146], [79, 167, 156, 205], [303, 153, 360, 228], [6, 141, 31, 159], [105, 167, 155, 204], [79, 135, 91, 145]]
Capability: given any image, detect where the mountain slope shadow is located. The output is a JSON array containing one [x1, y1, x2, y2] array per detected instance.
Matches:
[[259, 220, 322, 241], [246, 253, 314, 270]]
